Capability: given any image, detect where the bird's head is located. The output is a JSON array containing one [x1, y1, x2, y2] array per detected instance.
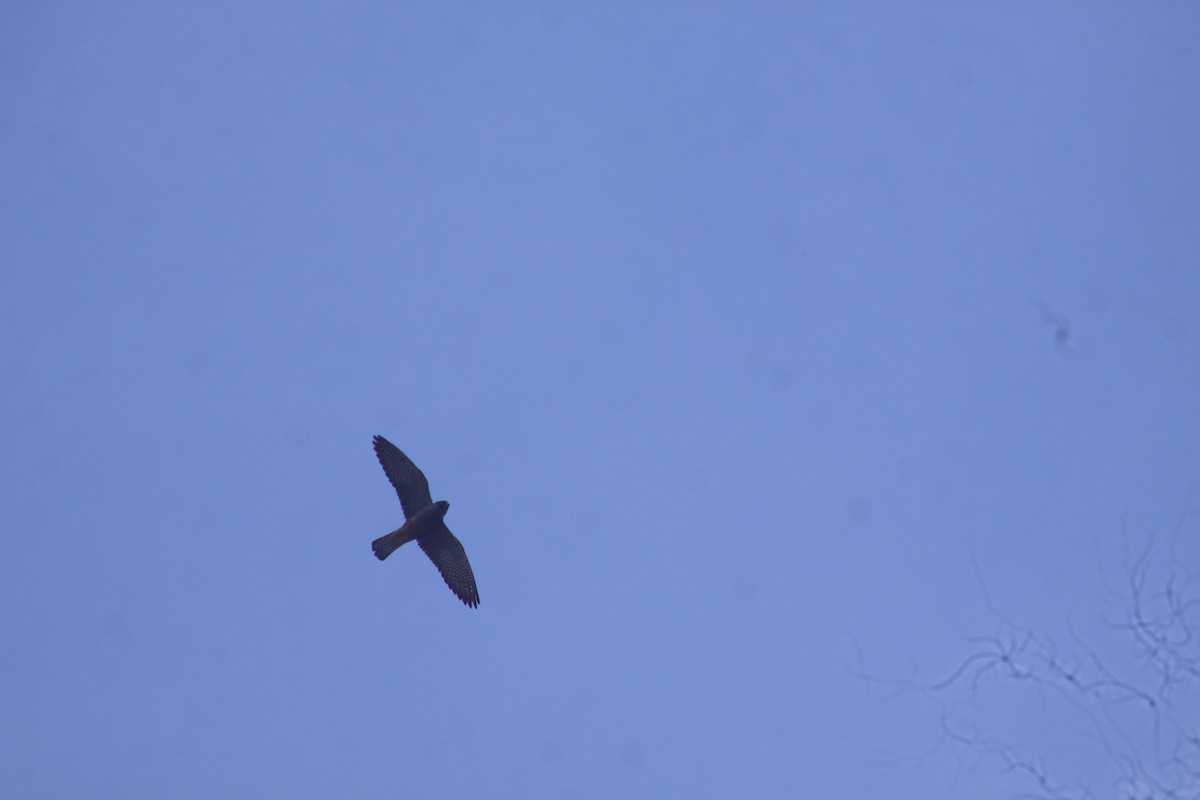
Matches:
[[433, 500, 450, 517]]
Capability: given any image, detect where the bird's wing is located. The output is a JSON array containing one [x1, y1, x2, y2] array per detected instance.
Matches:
[[419, 522, 480, 608], [373, 435, 434, 519]]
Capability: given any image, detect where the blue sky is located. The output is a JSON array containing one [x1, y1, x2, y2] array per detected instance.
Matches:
[[3, 3, 1199, 798]]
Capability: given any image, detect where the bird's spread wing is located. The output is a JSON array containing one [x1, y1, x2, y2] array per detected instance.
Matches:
[[419, 522, 480, 608], [373, 435, 434, 519]]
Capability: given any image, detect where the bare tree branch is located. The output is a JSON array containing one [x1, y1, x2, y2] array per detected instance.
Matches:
[[858, 521, 1199, 799]]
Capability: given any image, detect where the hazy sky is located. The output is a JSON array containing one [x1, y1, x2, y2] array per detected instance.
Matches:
[[3, 3, 1198, 798]]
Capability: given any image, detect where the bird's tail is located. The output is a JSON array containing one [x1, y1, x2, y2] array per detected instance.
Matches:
[[372, 529, 408, 561]]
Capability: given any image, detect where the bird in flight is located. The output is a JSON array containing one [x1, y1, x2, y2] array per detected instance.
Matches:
[[370, 435, 480, 608]]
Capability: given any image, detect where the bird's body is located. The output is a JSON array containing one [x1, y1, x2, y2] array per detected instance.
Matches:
[[371, 500, 449, 560], [370, 435, 480, 608]]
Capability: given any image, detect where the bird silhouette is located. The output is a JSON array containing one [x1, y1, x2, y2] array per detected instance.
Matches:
[[370, 435, 480, 608]]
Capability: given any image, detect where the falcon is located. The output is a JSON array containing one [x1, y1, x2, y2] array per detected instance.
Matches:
[[370, 435, 480, 608]]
